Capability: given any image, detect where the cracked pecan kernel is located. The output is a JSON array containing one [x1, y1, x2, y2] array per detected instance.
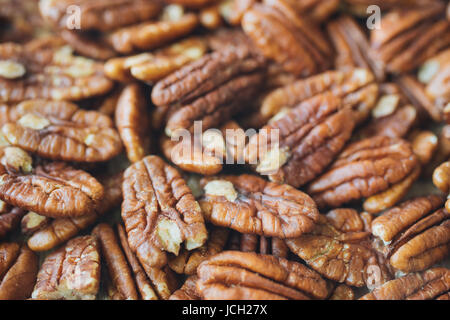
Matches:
[[20, 211, 49, 236], [360, 268, 450, 300], [122, 155, 207, 271], [1, 99, 122, 162], [32, 235, 100, 300], [199, 174, 319, 238], [307, 136, 420, 208], [246, 93, 355, 188], [0, 242, 38, 300], [197, 251, 333, 300]]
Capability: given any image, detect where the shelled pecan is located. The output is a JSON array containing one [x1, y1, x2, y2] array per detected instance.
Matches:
[[307, 136, 420, 209], [198, 174, 319, 238], [360, 268, 450, 300], [328, 284, 355, 300], [227, 231, 289, 258], [0, 38, 114, 102], [31, 235, 100, 300], [0, 99, 122, 162], [196, 251, 333, 300], [433, 161, 450, 211], [0, 242, 38, 300], [0, 201, 25, 239], [169, 275, 201, 300], [372, 195, 450, 272], [245, 93, 355, 188]]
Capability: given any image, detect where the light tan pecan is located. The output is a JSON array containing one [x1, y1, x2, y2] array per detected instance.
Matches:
[[307, 136, 420, 209], [199, 174, 319, 238], [372, 195, 450, 273], [0, 242, 38, 300], [32, 235, 100, 300], [0, 99, 122, 162], [360, 268, 450, 300], [0, 38, 114, 103], [196, 251, 333, 300]]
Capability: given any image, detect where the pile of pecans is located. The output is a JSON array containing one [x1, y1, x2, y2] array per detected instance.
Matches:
[[0, 0, 449, 300]]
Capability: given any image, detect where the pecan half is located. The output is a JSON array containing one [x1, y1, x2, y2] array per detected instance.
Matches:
[[286, 213, 392, 287], [370, 4, 450, 74], [26, 171, 123, 252], [268, 0, 339, 23], [433, 161, 450, 211], [122, 155, 207, 271], [169, 275, 201, 300], [0, 242, 38, 300], [245, 93, 355, 188], [0, 38, 114, 103], [372, 195, 450, 272], [198, 174, 319, 238], [360, 268, 450, 300], [196, 251, 333, 300], [39, 0, 163, 32], [105, 37, 207, 83], [151, 46, 265, 137], [0, 153, 104, 218], [1, 99, 122, 162], [259, 68, 378, 125], [32, 235, 100, 300], [0, 201, 25, 239], [115, 84, 151, 163], [329, 284, 355, 300], [242, 2, 332, 77], [307, 136, 420, 208]]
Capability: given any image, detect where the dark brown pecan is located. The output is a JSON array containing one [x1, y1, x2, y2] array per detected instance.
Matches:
[[307, 136, 420, 208], [122, 155, 207, 272], [169, 225, 229, 275], [327, 15, 385, 81], [227, 230, 289, 259], [242, 2, 332, 77], [27, 171, 123, 252], [370, 4, 450, 74], [115, 84, 151, 163], [169, 275, 201, 300], [245, 93, 355, 188], [286, 213, 392, 287], [328, 284, 355, 300], [0, 38, 114, 103], [151, 47, 265, 137], [0, 242, 38, 300], [0, 201, 25, 239], [198, 174, 319, 238], [59, 29, 117, 61], [360, 268, 450, 300], [93, 223, 139, 300], [371, 195, 450, 273], [1, 99, 122, 162], [32, 235, 100, 300], [259, 68, 378, 126], [0, 152, 104, 218], [39, 0, 163, 32], [196, 251, 333, 300]]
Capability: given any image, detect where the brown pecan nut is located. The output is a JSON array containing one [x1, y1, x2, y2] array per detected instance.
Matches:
[[39, 0, 163, 32], [307, 136, 420, 208], [196, 251, 333, 300], [169, 275, 201, 300], [433, 161, 450, 211], [242, 2, 332, 77], [327, 15, 385, 81], [227, 230, 289, 259], [165, 0, 216, 8], [59, 29, 117, 61], [198, 174, 319, 238], [0, 200, 25, 239], [360, 268, 450, 300], [328, 284, 355, 300], [286, 213, 392, 287], [259, 68, 378, 125], [151, 46, 265, 137], [169, 225, 229, 275], [0, 154, 104, 218], [370, 4, 450, 74], [245, 93, 355, 188], [267, 0, 339, 23], [26, 171, 123, 252], [410, 130, 438, 165], [115, 84, 151, 163], [122, 155, 207, 271], [371, 195, 450, 273], [105, 37, 207, 83], [0, 38, 114, 103], [32, 235, 100, 300], [1, 99, 122, 162], [0, 242, 38, 300]]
